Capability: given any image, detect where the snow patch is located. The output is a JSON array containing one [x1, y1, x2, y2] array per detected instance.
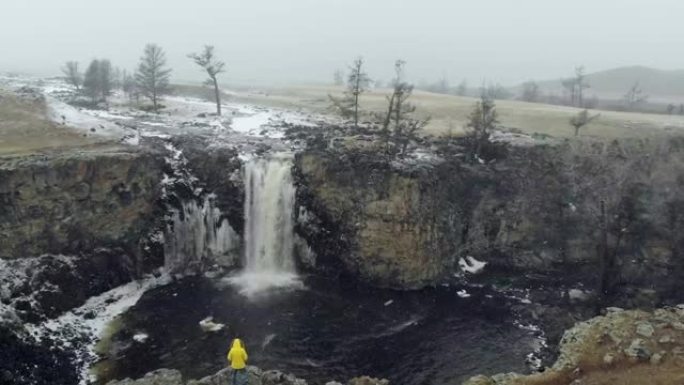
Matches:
[[133, 333, 149, 343], [199, 316, 225, 332], [458, 256, 487, 274], [46, 97, 130, 139]]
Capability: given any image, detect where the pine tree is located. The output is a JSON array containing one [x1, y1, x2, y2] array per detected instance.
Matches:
[[329, 57, 371, 127], [82, 59, 114, 105], [379, 60, 429, 156], [465, 95, 499, 162], [98, 59, 114, 104], [82, 59, 101, 102], [135, 44, 172, 113]]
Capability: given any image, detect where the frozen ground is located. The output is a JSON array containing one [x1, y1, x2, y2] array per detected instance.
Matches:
[[27, 273, 170, 385], [0, 74, 336, 149]]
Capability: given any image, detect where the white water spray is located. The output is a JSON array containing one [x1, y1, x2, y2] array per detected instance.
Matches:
[[227, 153, 302, 296]]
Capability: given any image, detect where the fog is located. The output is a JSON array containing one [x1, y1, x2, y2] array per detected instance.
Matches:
[[2, 0, 683, 86]]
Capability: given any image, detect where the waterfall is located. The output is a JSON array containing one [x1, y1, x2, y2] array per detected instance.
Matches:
[[227, 153, 301, 296], [244, 155, 296, 273]]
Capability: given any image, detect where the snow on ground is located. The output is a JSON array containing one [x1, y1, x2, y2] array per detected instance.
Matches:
[[490, 130, 541, 146], [46, 96, 131, 139], [2, 75, 333, 146], [27, 273, 170, 385]]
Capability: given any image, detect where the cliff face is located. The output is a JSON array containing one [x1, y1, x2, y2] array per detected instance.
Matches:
[[171, 137, 245, 235], [294, 138, 684, 304], [0, 148, 164, 260], [294, 152, 458, 288]]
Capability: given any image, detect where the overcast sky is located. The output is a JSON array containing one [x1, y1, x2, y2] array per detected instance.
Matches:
[[2, 0, 683, 86]]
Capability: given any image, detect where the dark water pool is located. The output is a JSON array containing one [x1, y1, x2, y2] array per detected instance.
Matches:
[[96, 275, 538, 385]]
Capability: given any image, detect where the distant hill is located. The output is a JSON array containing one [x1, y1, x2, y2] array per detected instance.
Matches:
[[534, 66, 684, 103]]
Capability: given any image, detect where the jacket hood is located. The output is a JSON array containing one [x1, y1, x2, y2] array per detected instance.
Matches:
[[231, 338, 243, 349]]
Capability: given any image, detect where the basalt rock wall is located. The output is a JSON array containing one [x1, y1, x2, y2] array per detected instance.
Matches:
[[294, 138, 684, 306], [0, 148, 165, 261]]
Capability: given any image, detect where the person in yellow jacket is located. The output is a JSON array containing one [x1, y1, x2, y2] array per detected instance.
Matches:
[[227, 338, 248, 385]]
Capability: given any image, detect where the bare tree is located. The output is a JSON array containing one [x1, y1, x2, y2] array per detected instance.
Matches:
[[456, 80, 468, 96], [481, 82, 512, 100], [188, 45, 226, 116], [465, 94, 499, 162], [569, 109, 600, 136], [558, 140, 638, 308], [112, 66, 122, 90], [61, 61, 82, 92], [433, 73, 449, 94], [520, 80, 540, 102], [561, 78, 577, 106], [574, 66, 590, 107], [98, 59, 114, 106], [561, 66, 590, 107], [348, 57, 371, 127], [623, 81, 648, 110], [122, 70, 138, 102], [666, 104, 676, 115], [329, 57, 371, 127], [135, 44, 172, 113], [333, 69, 344, 86]]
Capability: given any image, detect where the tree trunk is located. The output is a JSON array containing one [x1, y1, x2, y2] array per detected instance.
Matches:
[[213, 76, 221, 116], [353, 93, 359, 127], [598, 200, 613, 311]]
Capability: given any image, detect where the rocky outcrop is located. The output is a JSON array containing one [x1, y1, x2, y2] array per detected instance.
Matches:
[[0, 148, 164, 261], [0, 303, 79, 385], [0, 252, 136, 322], [294, 138, 684, 306], [462, 306, 684, 385], [170, 136, 244, 235], [105, 366, 389, 385]]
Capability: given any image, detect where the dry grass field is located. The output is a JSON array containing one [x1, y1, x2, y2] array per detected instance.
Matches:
[[0, 90, 113, 157], [227, 84, 684, 139]]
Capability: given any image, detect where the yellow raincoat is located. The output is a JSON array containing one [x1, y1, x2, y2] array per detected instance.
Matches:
[[227, 338, 248, 369]]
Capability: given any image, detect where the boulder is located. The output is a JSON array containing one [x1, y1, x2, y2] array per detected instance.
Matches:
[[636, 322, 655, 337], [462, 375, 495, 385], [106, 369, 184, 385], [624, 338, 651, 361], [347, 376, 389, 385], [262, 369, 307, 385]]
